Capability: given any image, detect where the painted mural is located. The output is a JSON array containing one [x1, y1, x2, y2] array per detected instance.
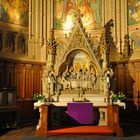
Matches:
[[134, 35, 140, 48], [0, 0, 28, 27], [54, 0, 102, 30], [128, 0, 140, 26]]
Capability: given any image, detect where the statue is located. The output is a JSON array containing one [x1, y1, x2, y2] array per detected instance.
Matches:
[[103, 66, 114, 102], [56, 74, 63, 94], [90, 73, 97, 89], [48, 70, 56, 97]]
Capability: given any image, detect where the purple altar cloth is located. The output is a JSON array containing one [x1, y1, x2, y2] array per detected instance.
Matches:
[[67, 102, 93, 124]]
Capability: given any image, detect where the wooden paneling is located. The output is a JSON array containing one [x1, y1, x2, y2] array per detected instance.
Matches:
[[124, 64, 133, 97], [113, 60, 140, 109], [15, 64, 25, 99], [25, 64, 33, 98], [0, 58, 45, 126], [133, 62, 140, 108], [5, 63, 15, 87], [116, 64, 125, 92], [32, 65, 42, 94]]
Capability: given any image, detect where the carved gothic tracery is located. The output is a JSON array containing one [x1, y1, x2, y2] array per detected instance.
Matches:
[[47, 29, 58, 70]]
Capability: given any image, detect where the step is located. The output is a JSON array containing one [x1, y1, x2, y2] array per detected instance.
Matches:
[[48, 126, 114, 136]]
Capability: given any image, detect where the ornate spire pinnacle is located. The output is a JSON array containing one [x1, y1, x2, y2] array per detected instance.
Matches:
[[47, 29, 58, 71]]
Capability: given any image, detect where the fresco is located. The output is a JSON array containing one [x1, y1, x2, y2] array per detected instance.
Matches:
[[134, 35, 140, 48], [128, 0, 140, 26], [0, 0, 28, 27], [54, 0, 102, 30]]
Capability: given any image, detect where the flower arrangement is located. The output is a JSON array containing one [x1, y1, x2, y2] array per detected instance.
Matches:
[[110, 90, 126, 102], [33, 92, 45, 102]]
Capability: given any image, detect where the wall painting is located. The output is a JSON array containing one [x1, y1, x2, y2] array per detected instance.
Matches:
[[134, 35, 140, 48], [54, 0, 102, 30], [0, 0, 29, 27], [128, 0, 140, 26]]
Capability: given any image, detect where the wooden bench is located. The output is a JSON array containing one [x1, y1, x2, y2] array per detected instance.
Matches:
[[36, 104, 123, 137]]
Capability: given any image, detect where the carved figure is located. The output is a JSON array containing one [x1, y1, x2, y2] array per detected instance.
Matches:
[[48, 70, 56, 96], [56, 74, 63, 94], [103, 66, 114, 98]]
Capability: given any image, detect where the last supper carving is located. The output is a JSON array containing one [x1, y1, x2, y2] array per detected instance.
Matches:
[[42, 11, 113, 103]]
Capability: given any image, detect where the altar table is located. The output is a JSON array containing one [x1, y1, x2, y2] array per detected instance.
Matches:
[[67, 102, 93, 124]]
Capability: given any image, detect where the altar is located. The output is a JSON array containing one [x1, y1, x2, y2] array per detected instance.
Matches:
[[34, 102, 124, 137], [35, 11, 127, 136], [35, 11, 124, 137], [34, 100, 125, 129], [66, 102, 93, 124]]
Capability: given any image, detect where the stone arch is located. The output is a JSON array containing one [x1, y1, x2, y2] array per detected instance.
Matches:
[[17, 34, 26, 53], [58, 49, 98, 74], [5, 31, 15, 52]]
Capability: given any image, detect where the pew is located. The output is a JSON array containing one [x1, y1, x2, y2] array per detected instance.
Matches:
[[36, 104, 123, 137]]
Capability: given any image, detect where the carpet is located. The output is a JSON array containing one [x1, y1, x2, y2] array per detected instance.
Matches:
[[22, 136, 140, 140]]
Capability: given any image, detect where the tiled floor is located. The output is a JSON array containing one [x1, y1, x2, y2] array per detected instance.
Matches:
[[0, 121, 140, 140]]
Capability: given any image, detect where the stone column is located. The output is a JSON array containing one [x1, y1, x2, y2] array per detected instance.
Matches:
[[28, 0, 32, 40], [40, 0, 47, 61], [39, 0, 43, 44], [36, 0, 45, 60], [107, 0, 112, 21], [103, 0, 128, 58], [34, 0, 40, 59], [120, 0, 128, 52], [47, 0, 51, 40], [28, 0, 35, 59], [46, 0, 54, 64], [35, 0, 39, 40], [43, 0, 47, 42], [50, 0, 54, 29], [116, 0, 121, 53], [104, 0, 109, 24], [102, 0, 105, 26], [111, 0, 117, 43]]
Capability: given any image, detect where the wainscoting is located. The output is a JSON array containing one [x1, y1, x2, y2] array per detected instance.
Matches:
[[0, 58, 45, 126], [112, 60, 140, 110]]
